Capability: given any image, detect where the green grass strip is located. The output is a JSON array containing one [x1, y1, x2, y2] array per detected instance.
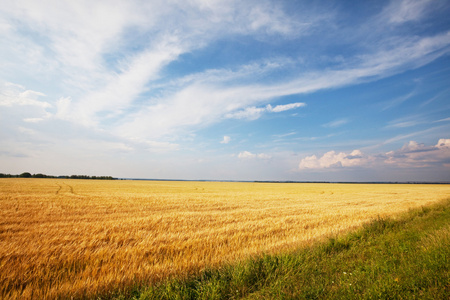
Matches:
[[111, 199, 450, 300]]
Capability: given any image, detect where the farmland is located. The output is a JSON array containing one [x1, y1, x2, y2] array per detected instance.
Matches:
[[0, 179, 449, 299]]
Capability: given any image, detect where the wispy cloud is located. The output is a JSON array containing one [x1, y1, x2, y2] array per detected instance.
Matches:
[[273, 132, 297, 138], [225, 102, 306, 120], [420, 89, 450, 107], [0, 82, 52, 123], [385, 114, 426, 129], [434, 117, 450, 123], [268, 103, 306, 112], [382, 91, 416, 111], [3, 1, 450, 144], [124, 28, 450, 140], [384, 0, 433, 24], [322, 118, 349, 128], [226, 106, 268, 121], [1, 0, 317, 141], [386, 121, 421, 128], [0, 82, 50, 108], [58, 39, 185, 126]]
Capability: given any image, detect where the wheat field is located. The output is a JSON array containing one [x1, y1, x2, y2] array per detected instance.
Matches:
[[1, 179, 449, 299]]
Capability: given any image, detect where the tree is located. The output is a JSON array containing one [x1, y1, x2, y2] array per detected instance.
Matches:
[[19, 172, 32, 178]]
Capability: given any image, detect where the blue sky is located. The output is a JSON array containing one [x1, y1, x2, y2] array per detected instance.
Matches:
[[1, 0, 449, 181]]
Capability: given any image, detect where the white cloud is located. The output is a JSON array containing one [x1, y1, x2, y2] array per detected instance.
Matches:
[[299, 139, 450, 170], [384, 113, 437, 129], [2, 1, 449, 146], [299, 149, 368, 169], [226, 106, 267, 120], [384, 139, 450, 167], [238, 151, 271, 159], [226, 102, 306, 120], [117, 84, 239, 139], [59, 39, 185, 126], [167, 58, 295, 89], [385, 0, 432, 24], [183, 30, 450, 135], [8, 1, 136, 68], [187, 0, 314, 39], [386, 121, 420, 128], [115, 31, 450, 140], [0, 82, 50, 108], [322, 118, 349, 128], [220, 136, 231, 144], [1, 0, 311, 138], [23, 116, 51, 123], [0, 0, 302, 79], [245, 3, 305, 36], [119, 25, 450, 141], [273, 132, 297, 138], [17, 126, 39, 136], [0, 82, 52, 123], [267, 102, 306, 112], [238, 151, 255, 159], [434, 117, 450, 123], [55, 97, 72, 120], [257, 153, 272, 159], [382, 91, 416, 111], [118, 80, 305, 139], [142, 140, 179, 153]]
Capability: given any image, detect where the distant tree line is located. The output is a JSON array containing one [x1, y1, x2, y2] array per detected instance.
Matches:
[[0, 172, 116, 180], [63, 175, 116, 180]]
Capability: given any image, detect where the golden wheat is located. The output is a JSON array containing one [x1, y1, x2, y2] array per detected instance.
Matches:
[[0, 179, 449, 299]]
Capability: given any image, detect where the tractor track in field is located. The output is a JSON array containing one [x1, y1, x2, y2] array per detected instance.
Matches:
[[63, 183, 74, 194], [55, 182, 75, 195], [55, 183, 62, 195]]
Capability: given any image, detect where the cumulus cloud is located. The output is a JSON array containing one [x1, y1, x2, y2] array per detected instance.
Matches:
[[299, 150, 368, 169], [299, 139, 450, 170], [238, 151, 271, 159], [220, 136, 231, 144], [384, 139, 450, 167]]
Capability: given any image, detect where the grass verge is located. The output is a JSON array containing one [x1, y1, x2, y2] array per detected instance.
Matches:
[[109, 199, 450, 300]]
